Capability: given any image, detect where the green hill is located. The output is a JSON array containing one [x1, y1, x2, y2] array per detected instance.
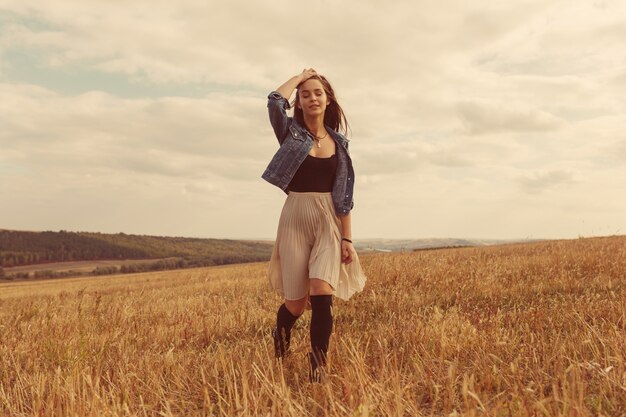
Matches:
[[0, 229, 273, 269]]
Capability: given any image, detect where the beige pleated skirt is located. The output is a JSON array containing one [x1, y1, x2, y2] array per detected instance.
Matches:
[[268, 191, 367, 302]]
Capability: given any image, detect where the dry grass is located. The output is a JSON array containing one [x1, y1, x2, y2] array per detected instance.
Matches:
[[0, 235, 624, 416]]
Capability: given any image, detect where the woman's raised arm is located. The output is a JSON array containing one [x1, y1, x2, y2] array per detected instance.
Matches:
[[267, 69, 318, 145]]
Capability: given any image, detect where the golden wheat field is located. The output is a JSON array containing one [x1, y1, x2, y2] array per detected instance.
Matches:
[[0, 236, 625, 416]]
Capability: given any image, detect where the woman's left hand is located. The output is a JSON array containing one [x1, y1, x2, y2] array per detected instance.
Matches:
[[341, 240, 356, 264]]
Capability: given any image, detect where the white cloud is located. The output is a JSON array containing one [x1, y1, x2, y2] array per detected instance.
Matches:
[[0, 85, 271, 176], [456, 100, 564, 134], [516, 169, 579, 193]]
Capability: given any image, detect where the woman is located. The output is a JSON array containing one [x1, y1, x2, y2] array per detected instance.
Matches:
[[262, 68, 367, 383]]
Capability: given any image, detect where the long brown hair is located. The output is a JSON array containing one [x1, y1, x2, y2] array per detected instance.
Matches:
[[291, 74, 350, 137]]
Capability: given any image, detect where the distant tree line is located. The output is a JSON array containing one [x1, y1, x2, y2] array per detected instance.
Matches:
[[0, 230, 272, 268], [0, 230, 149, 267]]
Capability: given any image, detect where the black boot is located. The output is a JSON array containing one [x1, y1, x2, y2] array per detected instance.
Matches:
[[273, 303, 300, 359], [309, 294, 333, 382]]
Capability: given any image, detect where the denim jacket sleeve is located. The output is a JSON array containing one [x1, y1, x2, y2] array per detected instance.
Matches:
[[267, 91, 292, 146]]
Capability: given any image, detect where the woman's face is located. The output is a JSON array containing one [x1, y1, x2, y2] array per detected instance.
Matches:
[[297, 78, 330, 118]]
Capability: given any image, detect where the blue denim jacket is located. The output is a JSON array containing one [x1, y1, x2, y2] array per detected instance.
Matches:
[[261, 91, 355, 215]]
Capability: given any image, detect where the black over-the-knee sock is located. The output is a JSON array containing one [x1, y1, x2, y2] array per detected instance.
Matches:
[[309, 294, 333, 369], [275, 303, 300, 356]]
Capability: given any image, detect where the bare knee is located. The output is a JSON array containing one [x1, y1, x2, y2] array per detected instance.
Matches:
[[309, 278, 334, 296], [284, 296, 308, 317]]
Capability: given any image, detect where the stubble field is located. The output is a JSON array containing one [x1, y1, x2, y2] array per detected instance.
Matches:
[[0, 236, 624, 416]]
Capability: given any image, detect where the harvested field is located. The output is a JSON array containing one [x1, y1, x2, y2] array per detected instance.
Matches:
[[0, 236, 624, 416]]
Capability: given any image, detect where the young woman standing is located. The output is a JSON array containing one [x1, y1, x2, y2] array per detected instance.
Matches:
[[262, 68, 367, 383]]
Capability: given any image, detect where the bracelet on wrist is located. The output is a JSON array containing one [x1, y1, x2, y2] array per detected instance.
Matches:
[[341, 238, 353, 244]]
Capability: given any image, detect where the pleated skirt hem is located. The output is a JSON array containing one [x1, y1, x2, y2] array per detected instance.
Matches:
[[268, 191, 367, 301]]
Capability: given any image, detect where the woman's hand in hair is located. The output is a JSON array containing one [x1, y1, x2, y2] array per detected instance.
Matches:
[[276, 69, 317, 101], [299, 68, 317, 82]]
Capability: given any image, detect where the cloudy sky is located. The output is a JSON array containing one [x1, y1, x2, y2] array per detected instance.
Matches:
[[1, 0, 625, 240]]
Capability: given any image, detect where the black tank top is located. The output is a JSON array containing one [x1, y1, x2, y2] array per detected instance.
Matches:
[[288, 154, 338, 192]]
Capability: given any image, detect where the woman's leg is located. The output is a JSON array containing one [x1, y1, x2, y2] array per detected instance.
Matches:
[[274, 296, 308, 358], [309, 279, 334, 382], [284, 296, 309, 316]]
